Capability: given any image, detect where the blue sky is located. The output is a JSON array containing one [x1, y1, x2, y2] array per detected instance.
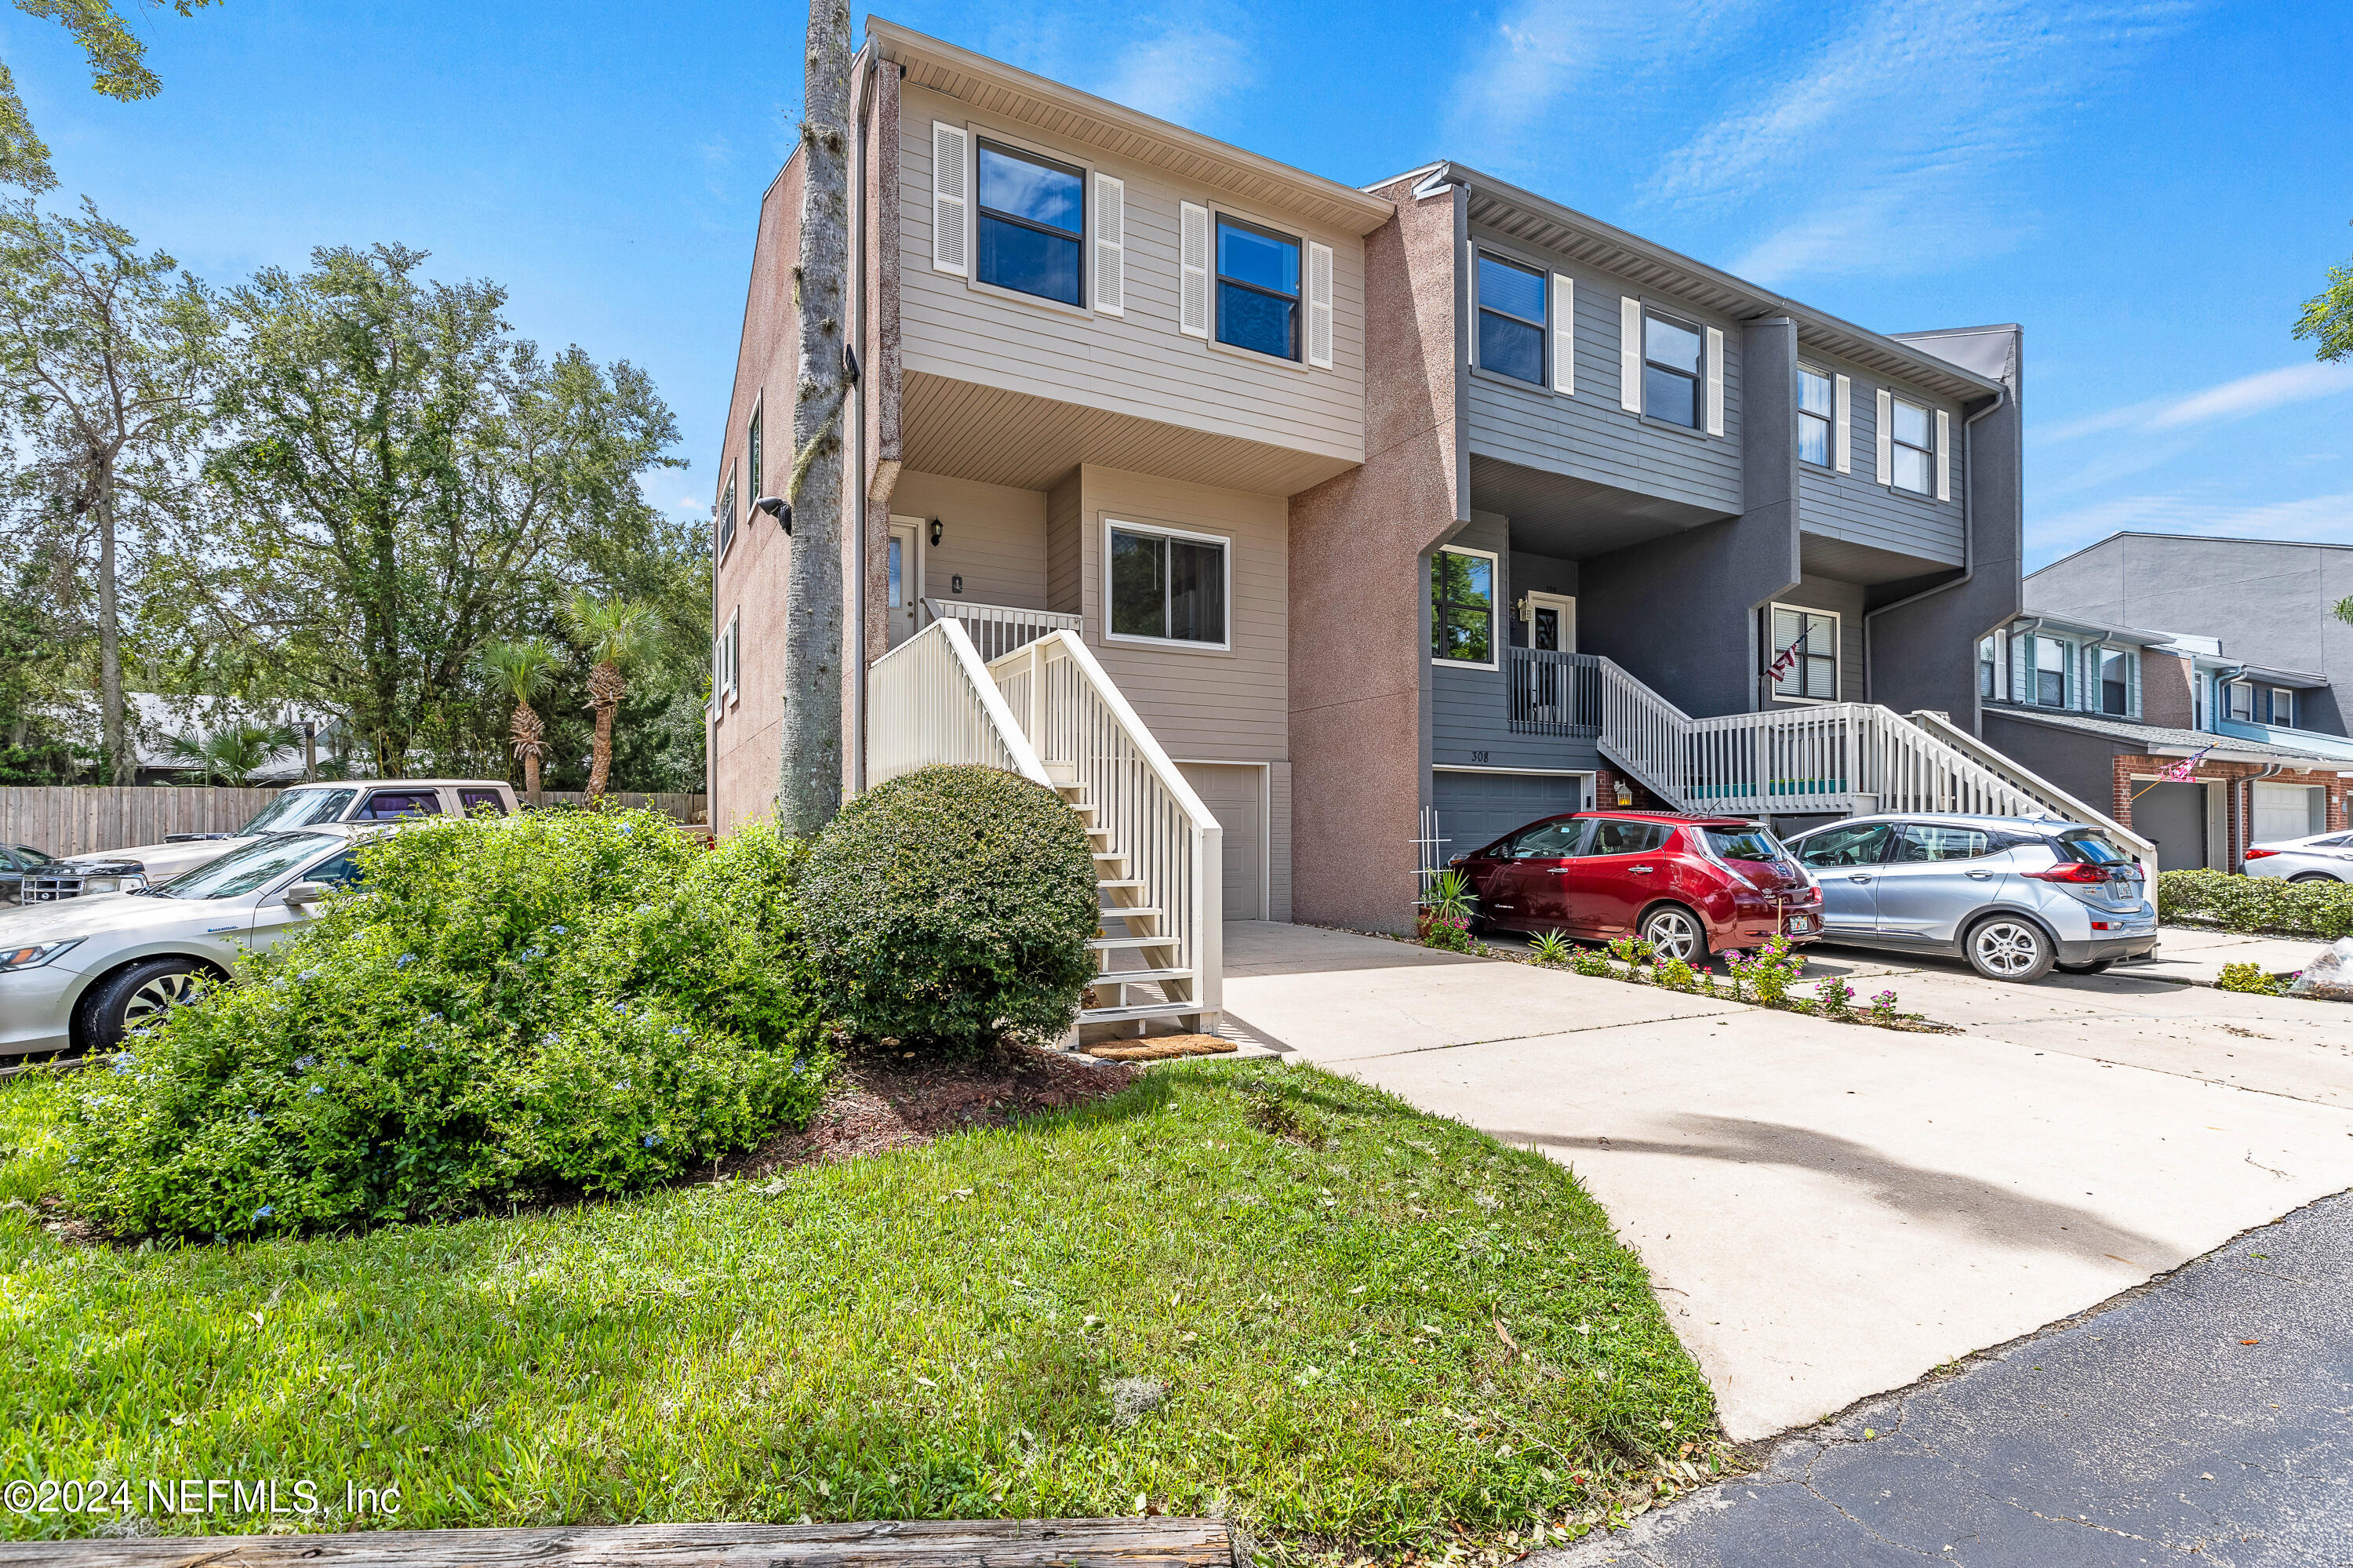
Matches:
[[7, 0, 2347, 569]]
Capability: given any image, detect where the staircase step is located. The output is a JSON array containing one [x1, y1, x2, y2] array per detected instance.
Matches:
[[1089, 935, 1176, 950], [1096, 879, 1148, 891], [1096, 906, 1162, 922], [1093, 966, 1194, 983], [1078, 1001, 1206, 1024]]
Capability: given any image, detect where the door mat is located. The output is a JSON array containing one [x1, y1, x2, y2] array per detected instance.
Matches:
[[1085, 1035, 1238, 1061]]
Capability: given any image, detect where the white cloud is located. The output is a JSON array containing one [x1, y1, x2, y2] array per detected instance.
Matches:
[[1442, 0, 1726, 163], [1092, 26, 1253, 127], [2041, 362, 2353, 444], [2029, 490, 2353, 560]]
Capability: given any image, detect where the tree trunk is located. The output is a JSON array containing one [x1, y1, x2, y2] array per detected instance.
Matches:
[[512, 700, 544, 799], [776, 0, 853, 838], [93, 454, 129, 784], [587, 660, 624, 805]]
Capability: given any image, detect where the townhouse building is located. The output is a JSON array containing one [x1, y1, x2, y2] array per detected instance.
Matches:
[[711, 20, 2097, 1028]]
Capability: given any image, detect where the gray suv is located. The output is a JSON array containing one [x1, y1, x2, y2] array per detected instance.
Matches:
[[1783, 814, 2156, 983]]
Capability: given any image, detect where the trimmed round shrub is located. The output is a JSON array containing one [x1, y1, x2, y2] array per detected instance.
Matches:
[[802, 764, 1097, 1052], [63, 810, 829, 1239]]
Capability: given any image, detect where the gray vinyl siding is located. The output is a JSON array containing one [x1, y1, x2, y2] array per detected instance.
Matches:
[[1046, 472, 1082, 616], [1769, 576, 1866, 704], [900, 85, 1366, 474], [1795, 344, 1966, 568], [1463, 235, 1743, 517], [1429, 511, 1602, 772]]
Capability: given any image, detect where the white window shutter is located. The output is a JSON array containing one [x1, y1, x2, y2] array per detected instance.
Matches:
[[1550, 273, 1573, 394], [2129, 653, 2141, 716], [1833, 373, 1852, 473], [1874, 387, 1893, 486], [1093, 173, 1124, 316], [1935, 408, 1951, 501], [1704, 326, 1725, 436], [1178, 202, 1209, 338], [1620, 296, 1642, 412], [1305, 241, 1333, 369], [931, 122, 969, 276]]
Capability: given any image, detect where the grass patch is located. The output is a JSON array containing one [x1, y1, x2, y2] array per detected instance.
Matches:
[[0, 1060, 1714, 1555]]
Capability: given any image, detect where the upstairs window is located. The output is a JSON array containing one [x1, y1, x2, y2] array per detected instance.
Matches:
[[1798, 366, 1834, 467], [716, 475, 737, 559], [2273, 687, 2296, 727], [1978, 635, 1998, 698], [1643, 311, 1703, 428], [2228, 681, 2253, 722], [1890, 396, 1933, 494], [1476, 254, 1546, 385], [1768, 605, 1838, 700], [747, 404, 762, 498], [976, 140, 1084, 307], [2035, 638, 2068, 707], [1431, 548, 1496, 666], [2099, 648, 2132, 716], [1108, 522, 1227, 647], [1216, 216, 1300, 361]]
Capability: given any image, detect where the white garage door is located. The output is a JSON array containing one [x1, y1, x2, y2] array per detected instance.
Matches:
[[2252, 783, 2324, 846], [1179, 764, 1265, 922]]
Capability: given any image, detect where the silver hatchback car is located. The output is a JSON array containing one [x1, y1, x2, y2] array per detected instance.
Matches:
[[1783, 814, 2157, 982]]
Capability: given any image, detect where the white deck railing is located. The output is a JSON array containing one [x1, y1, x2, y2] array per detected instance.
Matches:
[[923, 598, 1084, 663], [990, 631, 1222, 1027], [867, 618, 1051, 789], [1595, 659, 2140, 852]]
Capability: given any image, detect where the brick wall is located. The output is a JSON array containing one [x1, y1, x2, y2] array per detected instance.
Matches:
[[2140, 651, 2196, 729], [2108, 755, 2349, 868], [1596, 766, 1671, 813]]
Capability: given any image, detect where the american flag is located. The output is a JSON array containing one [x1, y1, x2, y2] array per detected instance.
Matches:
[[1765, 629, 1808, 684], [2160, 744, 2213, 782]]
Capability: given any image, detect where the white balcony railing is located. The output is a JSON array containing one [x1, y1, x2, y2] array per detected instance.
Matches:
[[923, 598, 1083, 663]]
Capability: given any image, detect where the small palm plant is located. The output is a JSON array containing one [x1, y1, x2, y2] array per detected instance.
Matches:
[[562, 593, 660, 806], [480, 638, 562, 799], [166, 722, 296, 787], [1417, 868, 1478, 952], [1528, 929, 1575, 966]]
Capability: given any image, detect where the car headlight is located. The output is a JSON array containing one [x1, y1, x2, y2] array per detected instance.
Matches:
[[0, 937, 83, 972], [75, 875, 144, 894]]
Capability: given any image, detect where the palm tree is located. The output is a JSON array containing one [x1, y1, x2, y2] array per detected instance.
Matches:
[[479, 638, 561, 800], [562, 593, 658, 806], [166, 722, 296, 787]]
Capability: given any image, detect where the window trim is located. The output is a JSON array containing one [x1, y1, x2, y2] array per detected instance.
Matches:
[[1212, 211, 1304, 364], [2031, 635, 2071, 709], [1472, 246, 1547, 389], [1765, 602, 1841, 705], [2228, 680, 2253, 722], [1888, 392, 1935, 497], [2273, 686, 2295, 728], [1797, 362, 1835, 469], [722, 608, 740, 707], [1641, 305, 1705, 432], [1101, 515, 1234, 653], [715, 470, 738, 564], [963, 126, 1094, 318], [2097, 646, 2134, 718], [747, 397, 763, 500], [1431, 544, 1501, 671]]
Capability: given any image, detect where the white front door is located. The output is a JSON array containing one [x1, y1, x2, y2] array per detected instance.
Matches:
[[1524, 591, 1577, 653], [886, 518, 923, 648]]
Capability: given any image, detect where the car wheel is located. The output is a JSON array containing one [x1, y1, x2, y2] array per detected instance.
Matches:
[[1639, 904, 1709, 966], [2289, 872, 2341, 883], [1965, 916, 2053, 983], [2055, 959, 2115, 976], [85, 958, 209, 1051]]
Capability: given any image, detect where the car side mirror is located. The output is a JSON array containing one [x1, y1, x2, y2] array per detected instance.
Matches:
[[282, 881, 330, 906]]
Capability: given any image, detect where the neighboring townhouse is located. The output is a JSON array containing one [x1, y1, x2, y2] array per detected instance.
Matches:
[[1290, 163, 2026, 930], [1977, 608, 2353, 871], [709, 17, 1389, 943]]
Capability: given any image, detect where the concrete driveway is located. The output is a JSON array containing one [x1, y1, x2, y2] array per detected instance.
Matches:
[[1221, 922, 2353, 1441]]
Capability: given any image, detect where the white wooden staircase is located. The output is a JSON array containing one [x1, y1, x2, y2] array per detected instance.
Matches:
[[867, 620, 1222, 1039]]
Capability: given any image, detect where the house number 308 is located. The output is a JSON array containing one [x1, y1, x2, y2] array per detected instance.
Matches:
[[1470, 751, 1490, 763]]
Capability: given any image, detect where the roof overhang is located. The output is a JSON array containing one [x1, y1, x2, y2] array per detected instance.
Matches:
[[1985, 705, 2346, 769], [869, 19, 1395, 238], [1401, 162, 2006, 402], [2224, 664, 2330, 689]]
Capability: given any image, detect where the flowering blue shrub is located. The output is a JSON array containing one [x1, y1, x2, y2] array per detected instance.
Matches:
[[64, 811, 829, 1239]]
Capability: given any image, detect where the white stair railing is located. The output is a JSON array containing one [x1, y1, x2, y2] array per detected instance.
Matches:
[[990, 631, 1223, 1031], [1595, 660, 2152, 857], [867, 618, 1052, 788], [923, 598, 1084, 663]]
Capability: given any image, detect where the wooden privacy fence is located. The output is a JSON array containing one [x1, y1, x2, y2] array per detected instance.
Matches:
[[0, 788, 707, 857]]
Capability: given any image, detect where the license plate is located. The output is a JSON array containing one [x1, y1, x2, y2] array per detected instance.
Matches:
[[1786, 915, 1816, 933]]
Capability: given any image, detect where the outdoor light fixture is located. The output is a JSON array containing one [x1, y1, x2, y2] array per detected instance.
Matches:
[[929, 518, 944, 546], [755, 495, 790, 534]]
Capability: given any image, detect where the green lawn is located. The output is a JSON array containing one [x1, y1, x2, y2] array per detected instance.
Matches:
[[1, 1060, 1716, 1556]]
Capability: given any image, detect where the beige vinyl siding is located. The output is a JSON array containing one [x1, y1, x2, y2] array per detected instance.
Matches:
[[1795, 344, 1966, 568], [1046, 471, 1082, 616], [890, 471, 1049, 612], [898, 85, 1366, 475], [1075, 465, 1287, 763]]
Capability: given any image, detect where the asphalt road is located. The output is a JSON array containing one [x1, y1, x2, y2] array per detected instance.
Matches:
[[1542, 1188, 2353, 1567]]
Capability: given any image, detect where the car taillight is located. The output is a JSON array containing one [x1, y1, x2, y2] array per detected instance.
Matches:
[[2024, 862, 2111, 884], [2243, 848, 2278, 860]]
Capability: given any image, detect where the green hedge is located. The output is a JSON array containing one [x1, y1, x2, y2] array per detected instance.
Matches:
[[802, 764, 1098, 1053], [64, 811, 830, 1239], [2155, 868, 2353, 939]]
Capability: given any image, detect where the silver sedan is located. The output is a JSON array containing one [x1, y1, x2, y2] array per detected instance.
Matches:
[[0, 827, 368, 1059], [2242, 831, 2353, 882]]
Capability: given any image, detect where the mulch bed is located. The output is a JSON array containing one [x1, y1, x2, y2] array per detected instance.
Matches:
[[720, 1040, 1141, 1180]]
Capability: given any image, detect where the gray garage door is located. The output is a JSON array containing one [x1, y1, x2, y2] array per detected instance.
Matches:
[[1433, 770, 1587, 863], [2133, 781, 2206, 871]]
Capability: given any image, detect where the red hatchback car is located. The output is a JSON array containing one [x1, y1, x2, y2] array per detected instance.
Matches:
[[1449, 811, 1824, 963]]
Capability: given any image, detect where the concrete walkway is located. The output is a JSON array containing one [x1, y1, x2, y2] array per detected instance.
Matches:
[[1220, 922, 2353, 1442]]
